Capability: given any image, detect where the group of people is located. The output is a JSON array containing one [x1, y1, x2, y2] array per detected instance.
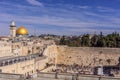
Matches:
[[50, 63, 94, 74]]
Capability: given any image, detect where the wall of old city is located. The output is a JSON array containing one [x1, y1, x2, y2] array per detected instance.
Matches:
[[44, 45, 120, 66], [0, 41, 13, 57], [35, 57, 48, 71], [44, 45, 58, 64], [0, 59, 35, 76], [57, 46, 120, 66], [0, 39, 55, 76]]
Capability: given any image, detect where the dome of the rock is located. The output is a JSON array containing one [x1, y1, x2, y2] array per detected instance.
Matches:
[[16, 26, 28, 35]]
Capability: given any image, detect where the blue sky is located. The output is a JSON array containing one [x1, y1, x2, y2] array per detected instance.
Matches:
[[0, 0, 120, 35]]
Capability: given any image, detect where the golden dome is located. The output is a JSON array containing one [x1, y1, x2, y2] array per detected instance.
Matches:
[[16, 26, 28, 35]]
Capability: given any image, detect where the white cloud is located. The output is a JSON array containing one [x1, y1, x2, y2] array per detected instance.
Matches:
[[26, 0, 43, 6], [0, 13, 120, 29], [96, 6, 115, 12], [78, 6, 90, 9], [0, 12, 120, 35], [0, 1, 120, 35]]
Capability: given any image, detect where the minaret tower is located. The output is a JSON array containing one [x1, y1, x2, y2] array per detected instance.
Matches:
[[10, 21, 16, 38]]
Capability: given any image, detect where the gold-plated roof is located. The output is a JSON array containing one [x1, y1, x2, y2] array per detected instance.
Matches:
[[16, 26, 28, 35]]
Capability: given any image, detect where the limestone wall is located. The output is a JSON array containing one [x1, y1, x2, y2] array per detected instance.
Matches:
[[44, 45, 120, 66], [0, 59, 35, 75], [35, 57, 48, 71], [57, 46, 120, 66], [43, 45, 58, 63]]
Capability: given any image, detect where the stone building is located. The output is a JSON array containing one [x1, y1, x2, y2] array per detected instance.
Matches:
[[0, 41, 13, 57], [0, 21, 55, 76]]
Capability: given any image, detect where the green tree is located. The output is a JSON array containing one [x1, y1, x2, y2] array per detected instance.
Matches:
[[59, 36, 66, 45], [81, 34, 91, 47], [96, 32, 106, 47], [97, 38, 106, 47], [91, 35, 99, 47]]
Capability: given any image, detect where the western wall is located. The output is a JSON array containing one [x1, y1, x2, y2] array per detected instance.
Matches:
[[44, 45, 120, 67]]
